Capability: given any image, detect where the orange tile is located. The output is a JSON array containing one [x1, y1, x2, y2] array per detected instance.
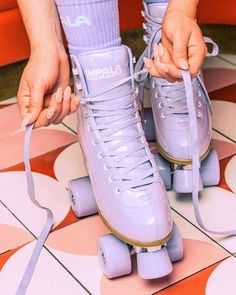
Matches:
[[157, 261, 224, 295]]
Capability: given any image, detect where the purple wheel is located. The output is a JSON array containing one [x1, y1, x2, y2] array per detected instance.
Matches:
[[154, 153, 172, 190], [166, 223, 184, 262], [98, 234, 131, 279], [173, 169, 203, 193], [143, 108, 156, 142], [136, 247, 173, 279], [68, 176, 97, 217], [200, 149, 220, 186]]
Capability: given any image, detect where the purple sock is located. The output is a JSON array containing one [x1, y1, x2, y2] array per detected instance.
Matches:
[[55, 0, 121, 55]]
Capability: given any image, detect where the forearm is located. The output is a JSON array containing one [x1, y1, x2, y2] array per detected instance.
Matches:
[[17, 0, 63, 51], [167, 0, 199, 19]]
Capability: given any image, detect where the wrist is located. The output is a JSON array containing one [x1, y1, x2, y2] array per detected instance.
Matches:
[[167, 0, 199, 19], [31, 41, 67, 60], [30, 33, 65, 53], [30, 18, 64, 52]]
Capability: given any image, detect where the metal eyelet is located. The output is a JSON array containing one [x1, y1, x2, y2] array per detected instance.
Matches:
[[197, 90, 201, 97], [115, 187, 121, 194], [83, 111, 88, 118], [161, 112, 166, 119], [155, 92, 158, 99], [198, 101, 202, 108], [104, 163, 109, 170], [158, 102, 164, 108], [92, 139, 97, 146], [152, 82, 157, 89], [109, 176, 114, 183], [197, 111, 201, 117], [98, 152, 103, 159], [87, 125, 92, 132]]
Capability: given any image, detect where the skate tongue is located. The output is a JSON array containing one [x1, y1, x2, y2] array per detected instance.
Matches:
[[77, 46, 130, 94], [147, 2, 167, 19]]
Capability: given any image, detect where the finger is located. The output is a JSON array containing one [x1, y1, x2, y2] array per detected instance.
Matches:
[[172, 30, 189, 70], [158, 44, 183, 80], [153, 55, 177, 83], [33, 94, 56, 129], [17, 80, 30, 119], [53, 86, 72, 124], [144, 57, 162, 78], [188, 32, 207, 77], [69, 93, 80, 114], [161, 32, 173, 56], [158, 43, 172, 64], [34, 87, 63, 128], [19, 80, 45, 127], [145, 53, 177, 83]]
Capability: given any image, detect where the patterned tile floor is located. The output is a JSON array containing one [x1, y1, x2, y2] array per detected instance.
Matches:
[[0, 54, 235, 295]]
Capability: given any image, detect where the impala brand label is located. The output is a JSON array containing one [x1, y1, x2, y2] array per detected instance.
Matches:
[[85, 65, 122, 80], [61, 15, 91, 27]]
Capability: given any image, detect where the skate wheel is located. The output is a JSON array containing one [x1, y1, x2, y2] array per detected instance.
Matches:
[[98, 234, 132, 279], [200, 149, 220, 186], [68, 176, 97, 217], [173, 169, 203, 193], [154, 153, 172, 190], [166, 223, 184, 262], [143, 108, 156, 142], [136, 247, 173, 279]]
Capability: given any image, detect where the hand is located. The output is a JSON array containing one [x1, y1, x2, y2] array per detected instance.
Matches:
[[17, 44, 80, 128], [144, 8, 207, 81]]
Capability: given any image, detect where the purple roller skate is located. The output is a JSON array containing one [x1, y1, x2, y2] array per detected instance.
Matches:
[[136, 2, 220, 192], [134, 2, 231, 236], [68, 45, 183, 279]]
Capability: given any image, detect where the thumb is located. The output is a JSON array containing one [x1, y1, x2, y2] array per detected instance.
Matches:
[[172, 31, 189, 70], [21, 81, 45, 127]]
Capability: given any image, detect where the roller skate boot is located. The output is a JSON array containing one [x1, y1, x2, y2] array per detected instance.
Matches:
[[135, 2, 222, 234], [68, 45, 183, 279]]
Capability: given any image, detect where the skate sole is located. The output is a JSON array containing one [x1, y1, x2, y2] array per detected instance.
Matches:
[[97, 207, 173, 248], [158, 144, 210, 166]]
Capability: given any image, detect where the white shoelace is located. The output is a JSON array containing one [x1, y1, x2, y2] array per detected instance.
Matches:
[[79, 70, 158, 191]]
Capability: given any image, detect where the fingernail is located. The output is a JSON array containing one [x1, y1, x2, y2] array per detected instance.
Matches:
[[158, 43, 165, 57], [55, 87, 63, 103], [46, 106, 56, 120], [153, 43, 159, 58], [159, 63, 169, 73], [178, 58, 189, 70], [143, 57, 151, 69], [74, 95, 80, 106], [21, 113, 33, 128], [64, 86, 71, 102]]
